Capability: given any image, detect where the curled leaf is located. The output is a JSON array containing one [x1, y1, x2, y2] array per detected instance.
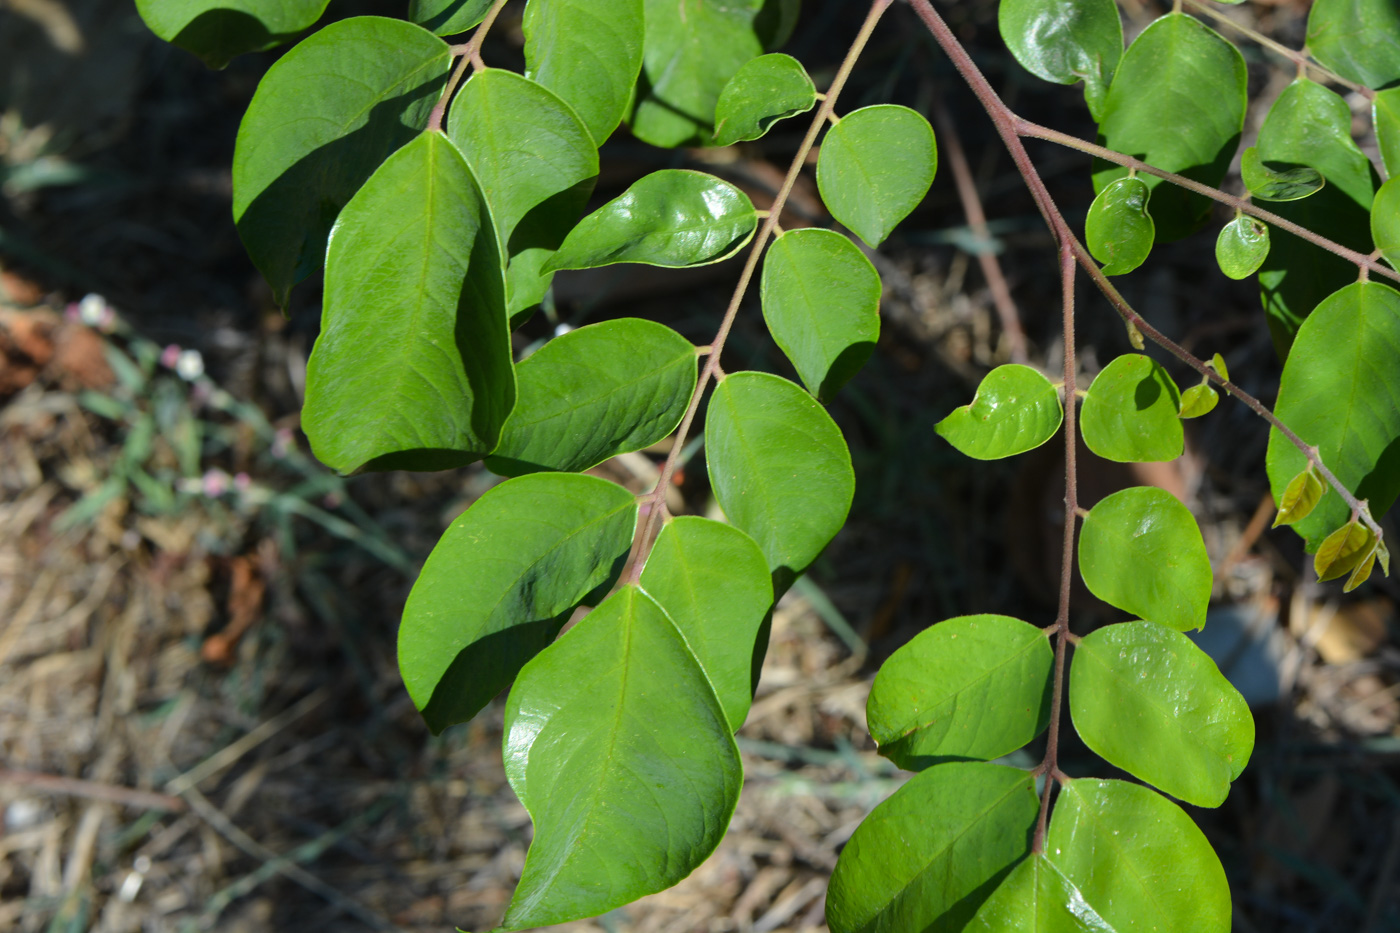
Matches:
[[713, 53, 817, 146], [1314, 520, 1375, 582], [1215, 215, 1270, 280], [1273, 467, 1325, 528], [1345, 546, 1378, 592], [1086, 176, 1154, 275], [1178, 383, 1218, 419], [1210, 352, 1230, 383], [1241, 147, 1325, 202], [1379, 538, 1392, 578]]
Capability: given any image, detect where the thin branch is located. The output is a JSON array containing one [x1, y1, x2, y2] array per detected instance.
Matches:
[[0, 769, 186, 813], [426, 0, 512, 132]]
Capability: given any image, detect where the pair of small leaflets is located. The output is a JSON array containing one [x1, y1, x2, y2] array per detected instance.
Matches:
[[1085, 176, 1154, 275], [1079, 354, 1182, 462], [1178, 353, 1229, 419], [713, 53, 817, 147], [522, 0, 644, 145], [816, 105, 938, 248], [1239, 147, 1325, 202], [1215, 213, 1270, 280], [997, 0, 1123, 120], [135, 0, 330, 67], [1314, 520, 1388, 592], [934, 364, 1063, 459], [969, 780, 1230, 933], [1374, 179, 1400, 271]]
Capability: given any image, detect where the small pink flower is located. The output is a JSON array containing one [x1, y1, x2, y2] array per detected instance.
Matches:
[[202, 469, 230, 498], [160, 344, 181, 369]]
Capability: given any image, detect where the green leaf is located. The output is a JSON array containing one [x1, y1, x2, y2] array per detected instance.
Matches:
[[1080, 354, 1183, 462], [485, 319, 697, 476], [501, 586, 741, 929], [447, 69, 599, 318], [1085, 176, 1155, 275], [399, 473, 636, 733], [1177, 383, 1217, 419], [1376, 89, 1400, 179], [825, 762, 1038, 933], [522, 0, 644, 144], [1070, 621, 1254, 807], [705, 371, 854, 594], [1215, 215, 1270, 280], [816, 105, 938, 248], [968, 854, 1113, 932], [713, 53, 817, 147], [1306, 0, 1400, 90], [546, 170, 757, 271], [760, 228, 881, 399], [1240, 146, 1325, 202], [997, 0, 1123, 120], [1374, 178, 1400, 271], [934, 364, 1063, 460], [1272, 466, 1325, 528], [231, 18, 451, 305], [1347, 544, 1381, 592], [1265, 282, 1400, 552], [1079, 486, 1211, 632], [134, 0, 330, 67], [639, 516, 774, 731], [1046, 780, 1231, 933], [1092, 13, 1246, 241], [1210, 352, 1229, 382], [867, 614, 1052, 769], [1314, 520, 1375, 582], [409, 0, 491, 36], [302, 132, 514, 474]]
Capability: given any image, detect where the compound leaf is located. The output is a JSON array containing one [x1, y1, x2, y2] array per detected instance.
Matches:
[[1273, 467, 1325, 528], [968, 855, 1114, 932], [998, 0, 1123, 120], [1085, 176, 1155, 275], [1215, 215, 1270, 280], [1314, 520, 1376, 583], [134, 0, 330, 67], [1240, 146, 1325, 202], [1080, 354, 1183, 462], [816, 105, 938, 248], [867, 614, 1052, 770], [486, 319, 697, 476], [1374, 178, 1400, 271], [1376, 88, 1400, 178], [303, 132, 514, 474], [760, 228, 881, 399], [399, 473, 636, 733], [1306, 0, 1400, 90], [409, 0, 491, 36], [713, 53, 817, 146], [1070, 621, 1254, 807], [522, 0, 644, 144], [1177, 383, 1218, 419], [935, 364, 1063, 460]]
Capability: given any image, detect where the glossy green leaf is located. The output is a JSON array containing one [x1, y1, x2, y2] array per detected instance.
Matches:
[[1306, 0, 1400, 90], [546, 170, 757, 271], [447, 70, 599, 318], [231, 18, 451, 305], [1314, 521, 1375, 583], [1215, 215, 1270, 280], [501, 586, 741, 929], [760, 228, 880, 399], [826, 762, 1038, 933], [968, 854, 1113, 932], [409, 0, 491, 36], [523, 0, 644, 144], [1080, 354, 1183, 462], [486, 319, 696, 476], [1240, 147, 1325, 202], [399, 473, 636, 733], [1376, 89, 1400, 178], [1085, 176, 1155, 275], [1046, 780, 1231, 933], [997, 0, 1123, 120], [302, 132, 514, 474], [639, 517, 773, 731], [935, 364, 1063, 460], [1092, 13, 1246, 241], [1070, 621, 1254, 807], [1079, 486, 1211, 633], [1273, 467, 1325, 528], [134, 0, 330, 67], [713, 53, 817, 146], [816, 105, 938, 248], [1374, 179, 1400, 271], [867, 614, 1052, 769], [1177, 383, 1217, 419], [705, 371, 854, 594], [1265, 282, 1400, 552]]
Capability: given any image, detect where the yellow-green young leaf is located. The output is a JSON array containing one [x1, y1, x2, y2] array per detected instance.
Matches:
[[1078, 486, 1211, 633], [816, 105, 938, 248], [135, 0, 330, 67], [1314, 521, 1375, 582], [523, 0, 644, 145], [713, 53, 817, 147], [1306, 0, 1400, 90], [1210, 352, 1230, 383], [967, 854, 1111, 932], [1177, 383, 1217, 419], [501, 587, 741, 929], [997, 0, 1123, 120], [825, 763, 1038, 933], [409, 0, 491, 35], [546, 170, 757, 271], [302, 132, 514, 474], [1373, 179, 1400, 271], [867, 615, 1052, 770], [1379, 538, 1392, 577], [1086, 176, 1155, 275], [1080, 354, 1183, 462], [935, 364, 1063, 460], [1345, 546, 1379, 592], [1215, 215, 1270, 280], [1272, 467, 1325, 528], [1240, 146, 1325, 202], [1376, 88, 1400, 178], [1070, 621, 1254, 807]]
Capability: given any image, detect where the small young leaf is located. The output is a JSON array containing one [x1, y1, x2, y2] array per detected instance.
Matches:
[[1373, 178, 1400, 271], [1240, 147, 1325, 202], [1085, 176, 1155, 275], [1070, 621, 1254, 807], [713, 53, 817, 147], [1376, 88, 1400, 179], [1080, 354, 1183, 463], [1306, 0, 1400, 90], [134, 0, 330, 67], [546, 170, 757, 271], [1177, 383, 1218, 419], [1379, 538, 1392, 578], [706, 372, 855, 595], [825, 763, 1038, 933], [1210, 353, 1229, 382], [1314, 520, 1376, 582], [1345, 545, 1379, 592], [485, 319, 697, 476], [522, 0, 644, 144], [968, 854, 1110, 932], [1215, 215, 1270, 280], [761, 229, 881, 399], [997, 0, 1124, 120], [1078, 486, 1211, 633], [409, 0, 491, 36], [399, 473, 636, 733], [934, 364, 1064, 460], [1272, 467, 1325, 528], [816, 105, 938, 248], [867, 615, 1052, 769]]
